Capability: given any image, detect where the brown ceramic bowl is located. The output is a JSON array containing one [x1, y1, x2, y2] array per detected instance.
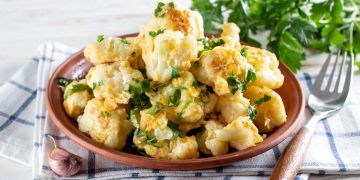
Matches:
[[45, 33, 305, 170]]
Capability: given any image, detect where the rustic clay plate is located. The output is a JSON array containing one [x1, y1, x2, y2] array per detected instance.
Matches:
[[45, 33, 305, 170]]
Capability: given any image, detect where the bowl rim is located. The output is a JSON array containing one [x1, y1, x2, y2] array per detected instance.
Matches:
[[45, 33, 305, 170]]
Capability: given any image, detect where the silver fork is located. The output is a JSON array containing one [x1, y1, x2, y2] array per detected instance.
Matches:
[[270, 51, 354, 180]]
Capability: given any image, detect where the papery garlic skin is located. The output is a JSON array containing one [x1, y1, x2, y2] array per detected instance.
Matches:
[[48, 148, 82, 177]]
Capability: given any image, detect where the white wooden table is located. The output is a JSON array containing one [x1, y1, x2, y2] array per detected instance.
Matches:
[[0, 0, 359, 179]]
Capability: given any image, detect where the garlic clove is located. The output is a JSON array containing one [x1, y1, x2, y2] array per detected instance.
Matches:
[[47, 135, 82, 177], [48, 148, 82, 177]]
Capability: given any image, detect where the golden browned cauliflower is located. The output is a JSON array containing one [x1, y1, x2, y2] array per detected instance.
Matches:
[[77, 98, 133, 149], [219, 23, 241, 49], [193, 47, 250, 96], [63, 80, 93, 119], [196, 119, 229, 156], [242, 45, 284, 89], [169, 136, 199, 159], [139, 109, 173, 140], [140, 29, 198, 83], [84, 36, 142, 65], [215, 116, 263, 150], [147, 72, 214, 129], [148, 2, 204, 38], [244, 85, 287, 133], [86, 61, 144, 108], [215, 91, 250, 124]]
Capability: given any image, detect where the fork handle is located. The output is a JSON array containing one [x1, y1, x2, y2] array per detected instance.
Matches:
[[270, 127, 314, 180], [271, 113, 323, 180]]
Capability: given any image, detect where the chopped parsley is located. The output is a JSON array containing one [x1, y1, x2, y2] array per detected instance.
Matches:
[[226, 75, 244, 95], [170, 65, 180, 79], [167, 121, 180, 138], [97, 35, 104, 42], [98, 80, 103, 86], [57, 77, 71, 87], [226, 69, 256, 95], [120, 38, 131, 45], [177, 97, 194, 119], [130, 109, 158, 147], [63, 83, 92, 100], [168, 88, 182, 106], [154, 2, 166, 17], [103, 111, 110, 118], [92, 82, 97, 90], [147, 102, 163, 116], [197, 37, 225, 56], [149, 29, 165, 37], [168, 2, 175, 8], [254, 95, 271, 106], [240, 47, 248, 58], [248, 105, 257, 120], [125, 79, 151, 109]]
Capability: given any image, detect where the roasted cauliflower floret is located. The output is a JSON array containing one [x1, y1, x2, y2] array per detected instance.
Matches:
[[219, 23, 241, 49], [63, 80, 93, 119], [139, 109, 173, 140], [148, 72, 208, 126], [215, 91, 250, 124], [215, 116, 263, 150], [196, 119, 229, 156], [84, 36, 142, 65], [244, 85, 286, 133], [86, 61, 144, 108], [170, 136, 199, 159], [242, 45, 284, 89], [77, 98, 133, 149], [148, 2, 204, 38], [194, 47, 249, 96], [144, 140, 171, 159], [140, 29, 198, 83]]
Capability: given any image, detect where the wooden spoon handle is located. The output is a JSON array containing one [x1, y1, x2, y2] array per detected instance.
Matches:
[[270, 127, 314, 180]]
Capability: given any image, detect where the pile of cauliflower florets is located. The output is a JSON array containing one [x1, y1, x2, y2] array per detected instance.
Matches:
[[60, 2, 286, 160]]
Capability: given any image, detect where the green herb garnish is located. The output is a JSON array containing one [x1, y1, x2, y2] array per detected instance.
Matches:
[[168, 88, 182, 106], [130, 109, 159, 147], [170, 65, 180, 79], [226, 69, 256, 95], [120, 38, 131, 45], [168, 2, 175, 8], [177, 98, 194, 119], [254, 95, 271, 106], [147, 102, 163, 116], [149, 29, 165, 37], [103, 111, 109, 118], [154, 2, 166, 17], [248, 105, 257, 120], [125, 79, 151, 109], [57, 77, 71, 87], [167, 121, 181, 138], [197, 37, 225, 55], [240, 47, 248, 58], [98, 80, 103, 86], [63, 83, 92, 100], [97, 35, 104, 42]]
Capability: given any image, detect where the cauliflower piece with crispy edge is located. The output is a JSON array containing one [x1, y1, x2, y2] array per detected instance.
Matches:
[[215, 91, 250, 124], [63, 80, 93, 119], [86, 61, 144, 107], [139, 29, 198, 83], [244, 85, 287, 133], [148, 2, 204, 38], [84, 36, 143, 66], [215, 116, 263, 150], [196, 119, 229, 156], [242, 45, 284, 89], [77, 98, 133, 149]]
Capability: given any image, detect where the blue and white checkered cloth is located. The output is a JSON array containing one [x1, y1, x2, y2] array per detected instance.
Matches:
[[0, 43, 359, 179]]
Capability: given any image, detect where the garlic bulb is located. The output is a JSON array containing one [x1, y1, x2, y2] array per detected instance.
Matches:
[[47, 135, 82, 177]]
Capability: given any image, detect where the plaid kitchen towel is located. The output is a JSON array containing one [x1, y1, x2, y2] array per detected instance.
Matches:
[[0, 43, 359, 179]]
